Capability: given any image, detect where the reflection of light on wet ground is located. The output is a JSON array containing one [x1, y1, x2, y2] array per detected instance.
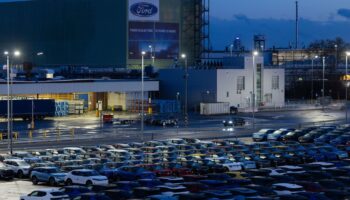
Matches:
[[222, 128, 235, 132]]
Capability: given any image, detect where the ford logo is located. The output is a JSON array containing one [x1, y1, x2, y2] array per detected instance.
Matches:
[[130, 2, 158, 17]]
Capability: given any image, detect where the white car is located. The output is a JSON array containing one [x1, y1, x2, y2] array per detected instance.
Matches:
[[272, 183, 305, 195], [20, 188, 69, 200], [3, 159, 30, 178], [64, 169, 108, 186]]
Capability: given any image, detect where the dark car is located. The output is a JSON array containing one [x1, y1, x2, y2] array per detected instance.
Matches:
[[0, 162, 14, 180], [59, 186, 92, 199], [145, 115, 178, 126], [281, 130, 306, 141], [73, 193, 112, 200], [222, 117, 245, 127], [330, 135, 350, 145], [230, 106, 238, 115]]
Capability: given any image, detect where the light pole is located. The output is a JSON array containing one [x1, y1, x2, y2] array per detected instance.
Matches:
[[322, 56, 326, 100], [230, 44, 233, 57], [141, 51, 146, 141], [252, 51, 258, 129], [181, 54, 188, 127], [149, 45, 154, 65], [345, 52, 350, 122], [4, 50, 20, 155], [311, 55, 318, 102]]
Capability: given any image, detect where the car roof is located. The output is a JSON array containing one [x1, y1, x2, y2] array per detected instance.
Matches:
[[273, 183, 303, 189]]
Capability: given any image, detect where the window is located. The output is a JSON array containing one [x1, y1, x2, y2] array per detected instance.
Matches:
[[226, 92, 229, 98], [272, 76, 279, 90], [237, 76, 245, 94]]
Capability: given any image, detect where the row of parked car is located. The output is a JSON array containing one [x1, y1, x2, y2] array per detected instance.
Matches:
[[5, 125, 350, 199], [252, 124, 350, 145]]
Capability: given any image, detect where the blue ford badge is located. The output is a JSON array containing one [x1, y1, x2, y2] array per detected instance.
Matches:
[[130, 2, 158, 17]]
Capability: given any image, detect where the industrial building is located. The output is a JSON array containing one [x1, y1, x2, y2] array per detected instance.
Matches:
[[0, 0, 210, 116], [158, 55, 285, 111], [0, 0, 209, 68]]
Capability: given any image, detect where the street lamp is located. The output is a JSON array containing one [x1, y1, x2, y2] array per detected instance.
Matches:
[[141, 51, 146, 141], [345, 51, 350, 122], [230, 44, 234, 57], [311, 55, 318, 101], [181, 53, 188, 127], [4, 50, 20, 155], [148, 45, 154, 65], [322, 56, 326, 103], [252, 51, 258, 129]]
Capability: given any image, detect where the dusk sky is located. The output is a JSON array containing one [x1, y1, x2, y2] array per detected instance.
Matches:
[[210, 0, 350, 49]]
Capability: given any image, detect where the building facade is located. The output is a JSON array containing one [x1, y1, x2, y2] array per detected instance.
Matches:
[[158, 55, 285, 111], [0, 0, 204, 68]]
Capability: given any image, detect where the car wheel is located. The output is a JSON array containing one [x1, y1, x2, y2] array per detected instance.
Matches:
[[86, 180, 93, 187], [17, 170, 24, 179], [65, 178, 73, 186], [49, 177, 56, 186], [31, 176, 38, 185]]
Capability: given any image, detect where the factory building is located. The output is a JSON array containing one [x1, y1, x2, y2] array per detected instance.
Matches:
[[158, 55, 285, 111], [0, 0, 209, 68]]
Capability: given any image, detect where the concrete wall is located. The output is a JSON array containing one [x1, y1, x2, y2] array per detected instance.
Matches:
[[158, 68, 217, 110], [263, 68, 285, 107]]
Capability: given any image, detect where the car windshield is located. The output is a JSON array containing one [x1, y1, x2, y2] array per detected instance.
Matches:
[[47, 168, 59, 173], [83, 171, 99, 176], [273, 130, 283, 134], [17, 161, 30, 166], [51, 191, 66, 196], [259, 129, 270, 133]]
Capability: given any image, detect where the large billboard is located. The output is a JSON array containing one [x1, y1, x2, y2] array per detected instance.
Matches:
[[128, 22, 179, 59], [128, 0, 159, 21]]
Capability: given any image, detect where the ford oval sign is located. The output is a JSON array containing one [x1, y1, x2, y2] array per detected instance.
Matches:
[[130, 2, 158, 17]]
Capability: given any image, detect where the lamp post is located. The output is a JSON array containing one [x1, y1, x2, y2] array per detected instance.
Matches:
[[252, 51, 258, 129], [149, 45, 154, 65], [181, 54, 188, 127], [4, 50, 20, 155], [230, 44, 233, 57], [346, 52, 350, 122], [322, 56, 326, 101], [141, 51, 146, 141], [311, 55, 318, 102]]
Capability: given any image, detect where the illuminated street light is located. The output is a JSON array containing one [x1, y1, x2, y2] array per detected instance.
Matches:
[[148, 45, 154, 65], [4, 50, 21, 155], [181, 53, 188, 127], [311, 55, 319, 101], [141, 51, 146, 141], [252, 51, 258, 129]]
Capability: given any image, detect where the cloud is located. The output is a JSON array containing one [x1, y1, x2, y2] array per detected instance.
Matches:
[[337, 8, 350, 19]]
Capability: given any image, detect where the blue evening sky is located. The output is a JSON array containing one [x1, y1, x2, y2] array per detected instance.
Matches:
[[210, 0, 350, 49]]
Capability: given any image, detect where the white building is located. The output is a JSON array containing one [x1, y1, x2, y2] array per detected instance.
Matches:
[[217, 56, 285, 110], [158, 55, 285, 111]]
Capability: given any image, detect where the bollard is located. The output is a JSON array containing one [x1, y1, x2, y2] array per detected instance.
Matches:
[[71, 128, 75, 138], [28, 131, 32, 140], [13, 132, 18, 140], [56, 128, 60, 140]]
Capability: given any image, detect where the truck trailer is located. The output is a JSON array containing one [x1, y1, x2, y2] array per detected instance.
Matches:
[[0, 99, 55, 120]]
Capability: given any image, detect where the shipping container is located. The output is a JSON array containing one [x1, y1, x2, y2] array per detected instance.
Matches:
[[200, 102, 230, 115], [0, 99, 55, 119]]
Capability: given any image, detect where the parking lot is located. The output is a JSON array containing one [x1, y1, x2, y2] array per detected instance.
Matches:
[[0, 108, 350, 199]]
